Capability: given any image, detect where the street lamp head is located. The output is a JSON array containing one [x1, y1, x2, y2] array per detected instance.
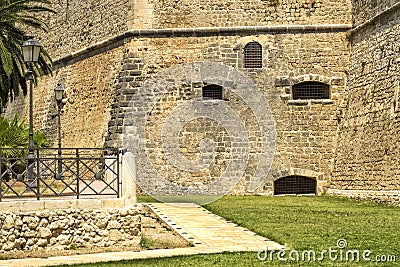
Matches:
[[22, 34, 42, 63], [54, 83, 64, 103]]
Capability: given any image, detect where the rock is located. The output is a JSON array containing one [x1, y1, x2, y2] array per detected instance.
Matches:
[[109, 230, 122, 241], [24, 230, 36, 238], [49, 219, 69, 230], [22, 216, 40, 229], [91, 235, 102, 243], [38, 227, 52, 239], [57, 234, 71, 245], [8, 234, 16, 242], [97, 219, 108, 229], [50, 237, 57, 245], [120, 209, 129, 216], [98, 230, 109, 236], [37, 238, 48, 247], [37, 211, 50, 218], [26, 238, 36, 246], [3, 242, 15, 251], [15, 219, 23, 228], [39, 218, 49, 227], [3, 215, 15, 230], [107, 220, 121, 229]]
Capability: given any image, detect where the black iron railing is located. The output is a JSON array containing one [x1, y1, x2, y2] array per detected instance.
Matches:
[[0, 148, 120, 200]]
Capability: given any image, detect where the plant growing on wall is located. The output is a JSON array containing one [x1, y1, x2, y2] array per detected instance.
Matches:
[[0, 0, 55, 113]]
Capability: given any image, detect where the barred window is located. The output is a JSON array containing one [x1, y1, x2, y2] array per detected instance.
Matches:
[[292, 81, 330, 100], [274, 175, 316, 195], [203, 84, 223, 100], [244, 42, 262, 69]]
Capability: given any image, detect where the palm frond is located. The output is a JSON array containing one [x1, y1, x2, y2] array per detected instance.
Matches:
[[0, 0, 55, 113]]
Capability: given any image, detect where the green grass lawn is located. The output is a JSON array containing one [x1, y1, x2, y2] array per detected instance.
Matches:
[[62, 195, 399, 267]]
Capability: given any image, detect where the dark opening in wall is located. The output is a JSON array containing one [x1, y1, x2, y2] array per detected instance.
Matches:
[[203, 84, 223, 100], [274, 175, 316, 195], [244, 42, 262, 69], [292, 81, 330, 100]]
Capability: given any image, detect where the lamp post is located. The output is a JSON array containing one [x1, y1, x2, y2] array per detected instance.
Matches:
[[54, 83, 64, 179], [22, 34, 41, 187]]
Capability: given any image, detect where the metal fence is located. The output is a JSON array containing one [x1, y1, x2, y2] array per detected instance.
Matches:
[[0, 148, 120, 200]]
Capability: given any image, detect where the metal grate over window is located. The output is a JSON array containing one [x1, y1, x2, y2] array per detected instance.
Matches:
[[244, 42, 262, 69], [274, 175, 316, 195], [203, 84, 223, 100], [292, 81, 330, 100]]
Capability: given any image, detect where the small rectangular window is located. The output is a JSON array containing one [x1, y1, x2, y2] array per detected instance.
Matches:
[[292, 81, 330, 100], [203, 85, 223, 100]]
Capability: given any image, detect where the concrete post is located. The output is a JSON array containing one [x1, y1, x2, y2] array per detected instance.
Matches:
[[121, 152, 137, 206]]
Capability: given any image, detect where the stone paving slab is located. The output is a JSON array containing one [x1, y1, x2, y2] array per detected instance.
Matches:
[[0, 203, 284, 267], [146, 203, 284, 251]]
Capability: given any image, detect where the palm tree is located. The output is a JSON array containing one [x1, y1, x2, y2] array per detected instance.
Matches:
[[0, 0, 54, 112]]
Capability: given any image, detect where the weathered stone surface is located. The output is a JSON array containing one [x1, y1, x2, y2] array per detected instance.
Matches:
[[107, 220, 122, 229], [37, 238, 49, 247], [4, 0, 399, 203], [3, 215, 15, 230], [332, 1, 400, 196], [22, 216, 40, 229], [0, 208, 141, 253], [38, 227, 52, 239]]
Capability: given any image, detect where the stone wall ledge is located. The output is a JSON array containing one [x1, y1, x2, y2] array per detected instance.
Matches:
[[54, 24, 352, 68], [327, 189, 400, 206], [0, 198, 131, 213], [327, 189, 400, 196], [349, 2, 400, 36], [287, 99, 335, 105]]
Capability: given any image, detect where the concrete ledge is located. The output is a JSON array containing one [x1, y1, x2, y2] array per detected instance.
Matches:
[[327, 189, 400, 197], [327, 189, 400, 206], [0, 198, 129, 212], [288, 99, 335, 105]]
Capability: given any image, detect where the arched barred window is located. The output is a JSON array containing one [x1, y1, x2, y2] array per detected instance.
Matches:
[[244, 42, 262, 69]]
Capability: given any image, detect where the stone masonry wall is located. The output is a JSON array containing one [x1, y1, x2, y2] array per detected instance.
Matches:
[[5, 45, 126, 148], [352, 0, 399, 25], [33, 0, 352, 59], [150, 0, 352, 28], [4, 0, 352, 195], [0, 208, 141, 253], [106, 31, 349, 195], [38, 0, 132, 59], [332, 2, 400, 191]]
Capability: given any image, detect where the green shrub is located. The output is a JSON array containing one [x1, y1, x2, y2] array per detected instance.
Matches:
[[0, 114, 49, 158]]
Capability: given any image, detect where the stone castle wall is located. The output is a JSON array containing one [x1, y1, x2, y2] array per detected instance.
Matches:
[[5, 45, 127, 148], [148, 0, 351, 28], [105, 29, 349, 195], [352, 0, 399, 25], [39, 0, 132, 59], [332, 2, 400, 192], [11, 0, 398, 197]]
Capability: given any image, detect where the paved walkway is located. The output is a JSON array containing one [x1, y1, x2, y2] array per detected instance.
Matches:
[[0, 203, 284, 267]]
